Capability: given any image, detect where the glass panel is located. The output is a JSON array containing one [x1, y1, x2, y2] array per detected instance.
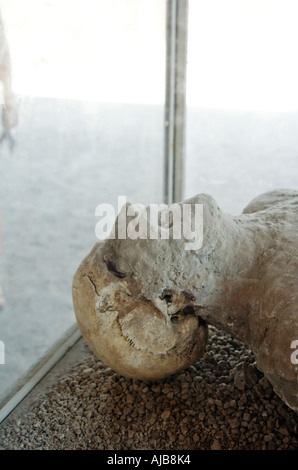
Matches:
[[185, 0, 298, 214], [0, 0, 166, 396]]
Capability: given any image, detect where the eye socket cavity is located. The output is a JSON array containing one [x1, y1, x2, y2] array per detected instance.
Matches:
[[105, 259, 127, 279]]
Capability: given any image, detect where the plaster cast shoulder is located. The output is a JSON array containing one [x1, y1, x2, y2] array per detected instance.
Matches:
[[242, 188, 298, 214]]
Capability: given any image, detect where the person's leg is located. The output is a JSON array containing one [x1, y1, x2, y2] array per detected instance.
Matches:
[[0, 216, 4, 308], [0, 10, 18, 147]]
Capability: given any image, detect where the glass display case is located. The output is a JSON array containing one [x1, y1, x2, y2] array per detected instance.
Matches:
[[0, 0, 297, 433], [0, 0, 167, 401]]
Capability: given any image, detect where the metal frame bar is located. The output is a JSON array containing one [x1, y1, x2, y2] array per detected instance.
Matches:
[[164, 0, 188, 204]]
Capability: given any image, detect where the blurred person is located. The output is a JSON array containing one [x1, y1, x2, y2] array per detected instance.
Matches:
[[0, 9, 18, 308], [0, 9, 18, 148]]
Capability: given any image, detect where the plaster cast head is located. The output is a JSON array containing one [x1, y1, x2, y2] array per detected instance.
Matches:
[[73, 240, 208, 380], [72, 194, 221, 380]]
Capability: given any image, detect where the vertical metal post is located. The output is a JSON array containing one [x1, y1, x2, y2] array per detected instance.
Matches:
[[164, 0, 188, 204]]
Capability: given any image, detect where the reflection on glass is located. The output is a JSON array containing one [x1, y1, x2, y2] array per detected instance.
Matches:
[[185, 0, 298, 214], [0, 0, 166, 396]]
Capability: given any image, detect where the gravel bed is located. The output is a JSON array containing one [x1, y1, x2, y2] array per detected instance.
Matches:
[[0, 326, 297, 450]]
